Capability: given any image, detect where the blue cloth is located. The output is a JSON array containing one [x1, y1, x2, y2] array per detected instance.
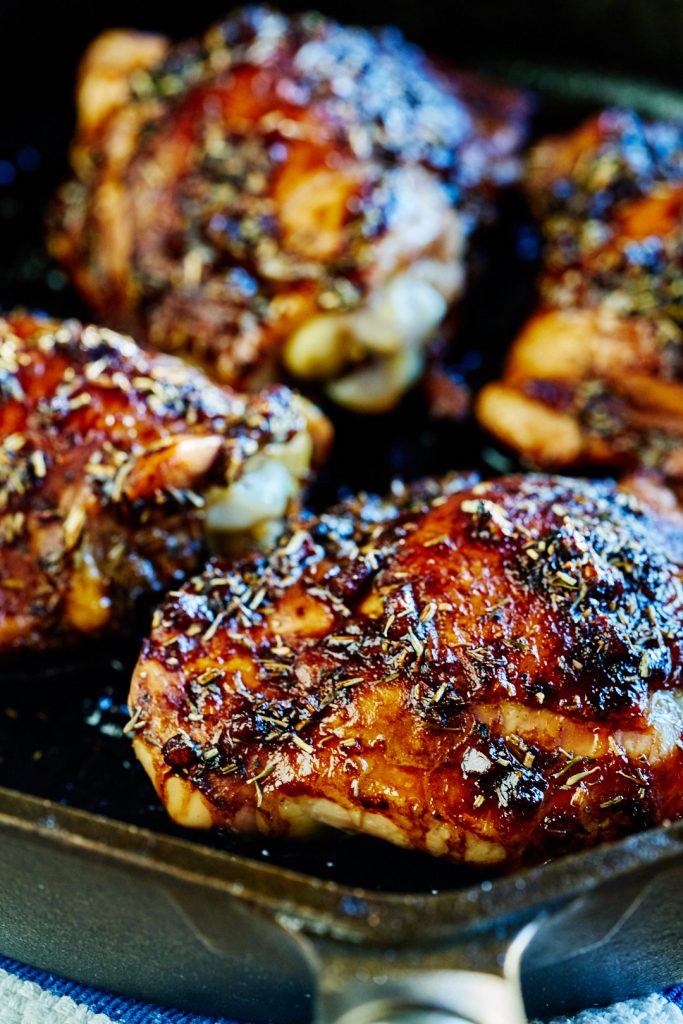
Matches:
[[0, 955, 235, 1023], [669, 986, 683, 1013], [0, 953, 681, 1023]]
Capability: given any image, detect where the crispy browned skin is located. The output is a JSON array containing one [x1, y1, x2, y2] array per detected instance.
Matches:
[[49, 7, 528, 411], [478, 110, 683, 473], [0, 311, 329, 652], [130, 473, 683, 866]]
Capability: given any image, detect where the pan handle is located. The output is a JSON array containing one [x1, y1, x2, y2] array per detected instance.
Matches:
[[308, 922, 536, 1024]]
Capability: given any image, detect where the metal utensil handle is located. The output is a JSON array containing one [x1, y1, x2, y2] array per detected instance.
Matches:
[[342, 1008, 474, 1024], [321, 972, 528, 1024], [334, 1005, 484, 1024], [312, 926, 536, 1024]]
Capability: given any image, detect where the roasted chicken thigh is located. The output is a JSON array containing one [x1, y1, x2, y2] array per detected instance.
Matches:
[[0, 312, 328, 652], [130, 473, 683, 866], [478, 110, 683, 473], [49, 6, 528, 411]]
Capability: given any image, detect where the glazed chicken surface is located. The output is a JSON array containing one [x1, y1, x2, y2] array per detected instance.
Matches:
[[0, 312, 328, 652], [49, 6, 528, 412], [130, 472, 683, 866], [478, 109, 683, 473]]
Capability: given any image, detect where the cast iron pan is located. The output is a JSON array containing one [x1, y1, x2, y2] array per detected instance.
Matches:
[[1, 2, 683, 1022]]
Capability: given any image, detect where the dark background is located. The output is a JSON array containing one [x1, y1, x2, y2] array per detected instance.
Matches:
[[2, 0, 683, 150]]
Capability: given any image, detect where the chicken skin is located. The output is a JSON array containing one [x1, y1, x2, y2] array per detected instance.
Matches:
[[478, 110, 683, 473], [129, 472, 683, 866], [0, 312, 328, 653], [48, 6, 528, 412]]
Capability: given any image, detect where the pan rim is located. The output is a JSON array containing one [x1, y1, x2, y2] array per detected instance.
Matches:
[[2, 784, 682, 944]]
